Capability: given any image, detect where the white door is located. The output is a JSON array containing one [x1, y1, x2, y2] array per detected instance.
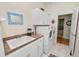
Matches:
[[70, 8, 79, 55]]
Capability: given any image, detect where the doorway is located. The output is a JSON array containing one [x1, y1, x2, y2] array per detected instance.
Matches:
[[57, 14, 72, 45]]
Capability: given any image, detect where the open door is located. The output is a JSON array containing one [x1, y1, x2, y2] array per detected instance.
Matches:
[[57, 14, 72, 46], [70, 8, 79, 55]]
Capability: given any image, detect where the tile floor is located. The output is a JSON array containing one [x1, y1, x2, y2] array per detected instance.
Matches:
[[42, 43, 73, 57], [48, 43, 71, 57], [41, 54, 48, 57]]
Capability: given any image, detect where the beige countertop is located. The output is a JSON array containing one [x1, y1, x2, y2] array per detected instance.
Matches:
[[3, 33, 43, 56]]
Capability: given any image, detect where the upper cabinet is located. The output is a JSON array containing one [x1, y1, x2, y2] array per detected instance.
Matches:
[[32, 8, 50, 25]]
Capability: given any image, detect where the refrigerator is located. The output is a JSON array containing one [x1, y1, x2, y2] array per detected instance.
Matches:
[[35, 26, 50, 54], [32, 8, 54, 54]]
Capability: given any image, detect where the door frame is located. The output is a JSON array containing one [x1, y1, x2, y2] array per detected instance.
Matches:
[[57, 15, 71, 45], [70, 8, 79, 55], [72, 14, 78, 55]]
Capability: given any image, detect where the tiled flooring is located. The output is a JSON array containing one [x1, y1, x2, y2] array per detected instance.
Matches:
[[42, 54, 48, 57], [48, 43, 71, 57]]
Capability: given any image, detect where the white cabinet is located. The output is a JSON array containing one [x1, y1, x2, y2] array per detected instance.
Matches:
[[32, 8, 50, 25], [30, 37, 43, 57], [36, 26, 50, 54], [7, 37, 43, 57], [0, 26, 5, 57], [0, 38, 5, 57], [36, 37, 43, 56]]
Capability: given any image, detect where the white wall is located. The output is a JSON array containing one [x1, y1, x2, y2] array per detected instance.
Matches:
[[0, 2, 46, 38]]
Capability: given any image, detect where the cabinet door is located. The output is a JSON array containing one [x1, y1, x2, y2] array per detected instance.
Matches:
[[36, 26, 50, 54], [38, 37, 43, 56], [29, 41, 38, 57], [30, 37, 43, 57], [32, 8, 50, 25]]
